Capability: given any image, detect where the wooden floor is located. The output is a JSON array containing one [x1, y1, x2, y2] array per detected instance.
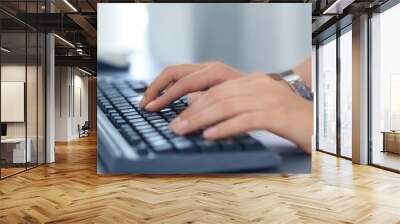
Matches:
[[372, 150, 400, 171], [1, 167, 26, 178], [1, 135, 400, 224], [1, 163, 44, 178]]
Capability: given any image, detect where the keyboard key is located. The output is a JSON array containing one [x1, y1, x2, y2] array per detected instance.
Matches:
[[146, 135, 165, 142], [120, 108, 136, 113], [170, 138, 197, 153], [129, 81, 147, 92], [113, 119, 126, 127], [142, 132, 162, 139], [131, 121, 149, 127], [236, 136, 264, 151], [125, 114, 142, 120], [127, 135, 142, 145], [219, 139, 242, 151], [152, 143, 175, 154], [195, 139, 220, 152], [136, 128, 155, 134], [134, 142, 149, 155]]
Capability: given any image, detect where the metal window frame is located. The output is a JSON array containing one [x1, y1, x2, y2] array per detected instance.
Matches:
[[367, 0, 400, 173], [315, 0, 400, 173], [315, 21, 353, 161], [315, 32, 340, 156]]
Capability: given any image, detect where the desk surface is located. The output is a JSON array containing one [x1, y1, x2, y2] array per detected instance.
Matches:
[[381, 131, 400, 134], [250, 131, 310, 173], [1, 138, 27, 143]]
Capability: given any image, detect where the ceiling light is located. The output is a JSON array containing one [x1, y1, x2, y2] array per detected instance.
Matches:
[[54, 34, 75, 48], [323, 0, 354, 15], [78, 67, 93, 76], [63, 0, 78, 12], [1, 47, 11, 53], [76, 48, 84, 55]]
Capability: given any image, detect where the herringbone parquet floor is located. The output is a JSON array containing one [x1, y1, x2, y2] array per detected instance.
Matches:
[[1, 134, 400, 224]]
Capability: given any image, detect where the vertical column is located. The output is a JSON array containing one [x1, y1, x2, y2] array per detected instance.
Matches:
[[315, 45, 320, 150], [88, 76, 97, 132], [312, 45, 317, 150], [46, 1, 55, 163], [352, 14, 369, 164], [336, 30, 341, 156], [46, 33, 55, 163]]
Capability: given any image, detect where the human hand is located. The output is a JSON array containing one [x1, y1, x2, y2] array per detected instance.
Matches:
[[169, 73, 313, 153], [140, 62, 243, 111]]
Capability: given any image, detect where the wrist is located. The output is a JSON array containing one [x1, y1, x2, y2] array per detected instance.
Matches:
[[277, 95, 313, 153], [292, 57, 311, 88]]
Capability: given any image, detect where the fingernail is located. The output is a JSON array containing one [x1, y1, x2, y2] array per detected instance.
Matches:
[[170, 117, 189, 133], [187, 94, 194, 105], [139, 96, 146, 108], [145, 101, 156, 111], [203, 127, 217, 138]]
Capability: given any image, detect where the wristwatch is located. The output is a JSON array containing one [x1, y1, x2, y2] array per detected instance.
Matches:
[[269, 69, 313, 101]]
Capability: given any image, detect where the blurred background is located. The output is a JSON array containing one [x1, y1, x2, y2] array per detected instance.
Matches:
[[98, 3, 311, 80]]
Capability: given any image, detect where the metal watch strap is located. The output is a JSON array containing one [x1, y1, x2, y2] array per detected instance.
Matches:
[[269, 70, 313, 101]]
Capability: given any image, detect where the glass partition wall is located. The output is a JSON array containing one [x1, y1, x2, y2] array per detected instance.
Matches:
[[316, 1, 400, 172], [339, 27, 352, 159], [0, 30, 27, 177], [370, 3, 400, 172], [0, 3, 46, 179], [316, 26, 353, 159], [317, 35, 337, 155]]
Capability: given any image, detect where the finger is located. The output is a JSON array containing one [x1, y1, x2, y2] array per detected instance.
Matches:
[[164, 82, 175, 92], [178, 76, 260, 119], [187, 92, 204, 105], [145, 66, 231, 111], [202, 111, 266, 139], [140, 64, 204, 107], [170, 96, 262, 135]]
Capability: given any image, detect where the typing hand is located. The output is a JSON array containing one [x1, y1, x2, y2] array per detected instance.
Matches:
[[140, 62, 243, 111], [169, 73, 313, 153]]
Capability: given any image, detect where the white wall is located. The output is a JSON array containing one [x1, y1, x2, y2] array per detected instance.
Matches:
[[55, 67, 69, 141], [72, 74, 89, 138], [1, 64, 46, 163], [1, 65, 35, 137], [54, 67, 89, 141]]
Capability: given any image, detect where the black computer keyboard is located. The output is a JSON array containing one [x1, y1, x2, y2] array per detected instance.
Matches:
[[97, 79, 281, 173]]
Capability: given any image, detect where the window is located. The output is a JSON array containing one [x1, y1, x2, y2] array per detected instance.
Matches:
[[317, 36, 337, 154], [316, 27, 353, 159], [370, 3, 400, 171], [339, 28, 352, 158]]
